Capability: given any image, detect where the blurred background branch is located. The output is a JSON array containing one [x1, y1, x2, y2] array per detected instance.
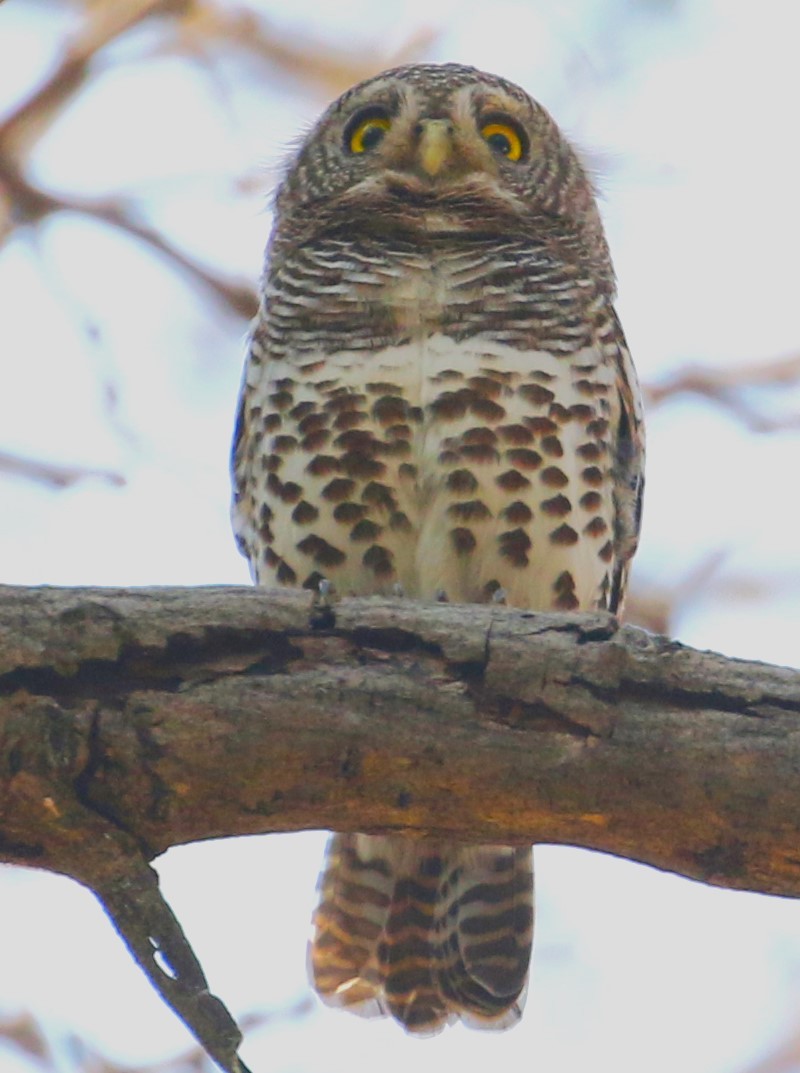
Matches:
[[0, 1003, 312, 1073], [644, 352, 800, 433]]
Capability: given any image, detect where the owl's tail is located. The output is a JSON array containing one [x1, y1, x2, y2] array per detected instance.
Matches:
[[309, 833, 533, 1034]]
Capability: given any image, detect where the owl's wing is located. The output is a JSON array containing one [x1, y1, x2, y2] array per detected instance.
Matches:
[[607, 309, 645, 614], [230, 387, 248, 548], [230, 355, 260, 577]]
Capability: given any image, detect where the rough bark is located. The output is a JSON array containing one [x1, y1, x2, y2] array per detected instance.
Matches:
[[1, 583, 799, 1067], [2, 582, 799, 890]]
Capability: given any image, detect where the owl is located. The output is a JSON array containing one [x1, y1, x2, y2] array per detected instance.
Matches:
[[232, 62, 644, 1034]]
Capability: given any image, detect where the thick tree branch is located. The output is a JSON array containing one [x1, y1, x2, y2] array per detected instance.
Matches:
[[1, 583, 798, 894], [2, 583, 798, 1068]]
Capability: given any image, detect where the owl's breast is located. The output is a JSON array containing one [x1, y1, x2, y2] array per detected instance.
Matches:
[[379, 256, 450, 338], [235, 235, 626, 610], [236, 325, 620, 615], [379, 237, 603, 357], [261, 235, 599, 360]]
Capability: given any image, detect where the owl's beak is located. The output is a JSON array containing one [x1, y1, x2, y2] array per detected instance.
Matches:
[[416, 118, 455, 177]]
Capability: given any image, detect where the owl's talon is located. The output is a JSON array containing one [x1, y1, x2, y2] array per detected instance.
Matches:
[[318, 577, 333, 600], [492, 587, 508, 605], [392, 582, 405, 598], [309, 576, 337, 629], [435, 588, 449, 603]]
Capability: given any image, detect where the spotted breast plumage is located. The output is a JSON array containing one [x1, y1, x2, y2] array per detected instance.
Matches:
[[231, 62, 644, 1034]]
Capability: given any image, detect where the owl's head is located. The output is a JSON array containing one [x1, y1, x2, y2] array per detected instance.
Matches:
[[272, 63, 608, 276]]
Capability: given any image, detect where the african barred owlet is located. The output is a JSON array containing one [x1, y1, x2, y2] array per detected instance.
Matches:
[[232, 63, 644, 1033]]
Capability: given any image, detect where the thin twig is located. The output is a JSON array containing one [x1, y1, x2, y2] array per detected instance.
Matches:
[[0, 0, 184, 156], [0, 449, 126, 490], [165, 3, 440, 98], [645, 353, 800, 432], [0, 154, 258, 319]]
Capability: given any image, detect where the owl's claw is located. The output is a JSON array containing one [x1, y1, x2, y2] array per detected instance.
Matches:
[[435, 588, 449, 603], [318, 577, 333, 600], [392, 582, 405, 598], [309, 575, 337, 629], [492, 586, 508, 605]]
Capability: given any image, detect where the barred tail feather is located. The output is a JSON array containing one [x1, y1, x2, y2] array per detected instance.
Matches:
[[436, 844, 533, 1030], [310, 834, 533, 1034], [309, 833, 392, 1015]]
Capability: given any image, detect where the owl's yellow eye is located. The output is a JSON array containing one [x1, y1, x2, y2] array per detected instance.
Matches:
[[347, 114, 391, 154], [480, 121, 525, 162]]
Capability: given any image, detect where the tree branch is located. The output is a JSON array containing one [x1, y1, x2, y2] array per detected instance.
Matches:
[[2, 582, 799, 1066], [1, 583, 798, 894], [644, 352, 800, 432], [0, 449, 126, 490]]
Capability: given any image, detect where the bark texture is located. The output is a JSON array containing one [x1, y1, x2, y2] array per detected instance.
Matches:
[[2, 583, 800, 1069], [1, 583, 798, 894]]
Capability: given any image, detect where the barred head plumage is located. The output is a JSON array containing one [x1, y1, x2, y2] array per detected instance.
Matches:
[[269, 62, 613, 293]]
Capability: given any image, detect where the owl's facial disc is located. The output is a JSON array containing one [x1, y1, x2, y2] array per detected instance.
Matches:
[[344, 104, 472, 184], [340, 88, 532, 198], [332, 97, 534, 237]]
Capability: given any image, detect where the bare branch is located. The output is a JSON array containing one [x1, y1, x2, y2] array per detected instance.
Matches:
[[0, 1003, 310, 1073], [2, 582, 798, 1065], [0, 155, 258, 319], [0, 449, 126, 490], [166, 3, 441, 98], [0, 1011, 52, 1066], [96, 859, 252, 1073], [0, 1, 438, 323], [0, 0, 183, 157], [1, 584, 799, 896], [644, 352, 800, 432]]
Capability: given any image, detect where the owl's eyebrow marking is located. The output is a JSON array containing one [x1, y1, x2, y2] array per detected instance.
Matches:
[[347, 92, 402, 118]]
